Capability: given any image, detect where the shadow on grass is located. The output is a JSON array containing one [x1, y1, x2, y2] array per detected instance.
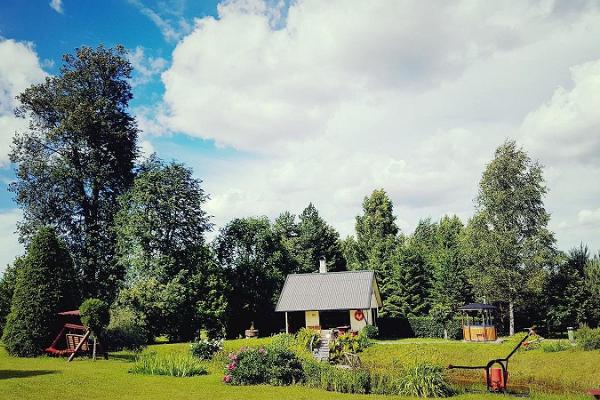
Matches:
[[0, 369, 60, 379]]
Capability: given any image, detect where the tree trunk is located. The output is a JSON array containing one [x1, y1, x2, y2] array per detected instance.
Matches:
[[93, 336, 97, 361], [443, 328, 448, 340], [509, 300, 515, 336]]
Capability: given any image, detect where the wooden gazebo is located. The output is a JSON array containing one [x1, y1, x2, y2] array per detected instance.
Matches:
[[458, 303, 497, 342]]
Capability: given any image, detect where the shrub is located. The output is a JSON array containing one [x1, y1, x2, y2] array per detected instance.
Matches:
[[266, 343, 304, 385], [541, 340, 571, 353], [362, 325, 379, 339], [130, 352, 207, 377], [576, 326, 600, 351], [225, 347, 269, 385], [296, 328, 320, 350], [397, 363, 453, 397], [2, 227, 80, 357], [407, 316, 462, 339], [80, 298, 110, 338], [104, 307, 148, 352], [190, 338, 223, 360]]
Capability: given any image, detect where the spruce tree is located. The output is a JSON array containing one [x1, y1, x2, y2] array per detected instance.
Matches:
[[3, 227, 80, 356]]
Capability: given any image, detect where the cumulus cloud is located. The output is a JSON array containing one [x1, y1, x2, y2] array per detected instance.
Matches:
[[521, 60, 600, 164], [49, 0, 63, 13], [0, 39, 47, 166], [128, 46, 168, 86], [157, 0, 600, 250], [0, 209, 23, 274]]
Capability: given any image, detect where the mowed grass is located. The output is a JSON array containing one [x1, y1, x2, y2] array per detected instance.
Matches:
[[363, 338, 600, 395], [0, 338, 595, 400]]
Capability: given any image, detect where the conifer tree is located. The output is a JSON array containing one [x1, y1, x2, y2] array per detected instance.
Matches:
[[3, 227, 80, 356]]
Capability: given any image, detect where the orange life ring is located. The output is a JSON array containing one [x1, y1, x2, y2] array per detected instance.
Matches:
[[354, 310, 365, 321]]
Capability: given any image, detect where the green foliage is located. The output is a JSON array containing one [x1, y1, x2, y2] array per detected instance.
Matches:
[[301, 358, 370, 394], [10, 45, 138, 302], [225, 347, 269, 385], [463, 140, 557, 334], [275, 204, 346, 273], [215, 217, 294, 337], [576, 326, 600, 351], [190, 338, 223, 360], [329, 331, 370, 361], [407, 316, 462, 340], [79, 298, 110, 338], [546, 245, 600, 332], [0, 258, 23, 334], [396, 363, 453, 398], [2, 227, 80, 356], [361, 325, 379, 339], [115, 156, 225, 341], [386, 239, 431, 318], [541, 341, 571, 353], [103, 307, 148, 352], [266, 343, 304, 385], [115, 155, 212, 281], [342, 189, 400, 317], [295, 328, 320, 350], [130, 352, 207, 377], [302, 357, 451, 397]]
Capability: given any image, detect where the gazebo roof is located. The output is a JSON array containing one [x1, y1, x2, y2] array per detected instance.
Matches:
[[457, 303, 496, 311]]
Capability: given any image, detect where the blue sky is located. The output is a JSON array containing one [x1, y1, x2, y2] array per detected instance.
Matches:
[[1, 0, 600, 271]]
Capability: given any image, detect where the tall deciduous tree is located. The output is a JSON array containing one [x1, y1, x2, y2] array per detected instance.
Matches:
[[343, 189, 401, 317], [214, 217, 293, 337], [2, 227, 80, 356], [9, 45, 138, 302], [463, 140, 557, 335], [114, 155, 222, 340], [115, 155, 212, 282]]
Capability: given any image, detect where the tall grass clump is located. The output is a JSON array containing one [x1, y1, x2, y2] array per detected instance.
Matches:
[[397, 363, 453, 398], [130, 352, 207, 377], [542, 340, 571, 353], [576, 327, 600, 351]]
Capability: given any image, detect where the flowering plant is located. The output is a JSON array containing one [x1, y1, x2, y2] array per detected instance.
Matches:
[[190, 338, 224, 360], [223, 347, 269, 385]]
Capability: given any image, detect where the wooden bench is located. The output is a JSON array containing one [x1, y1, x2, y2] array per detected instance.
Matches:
[[66, 334, 89, 352]]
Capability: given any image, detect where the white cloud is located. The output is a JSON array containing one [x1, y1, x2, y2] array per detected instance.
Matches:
[[129, 0, 193, 43], [49, 0, 63, 13], [0, 209, 23, 274], [521, 60, 600, 164], [154, 0, 600, 251], [0, 39, 47, 166], [578, 208, 600, 226], [128, 46, 168, 87]]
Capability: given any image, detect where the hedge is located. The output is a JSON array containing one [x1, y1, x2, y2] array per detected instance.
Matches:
[[407, 317, 462, 339], [378, 316, 462, 339]]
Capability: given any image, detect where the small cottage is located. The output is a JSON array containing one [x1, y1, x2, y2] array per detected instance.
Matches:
[[275, 257, 382, 334]]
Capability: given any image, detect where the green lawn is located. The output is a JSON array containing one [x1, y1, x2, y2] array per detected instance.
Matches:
[[0, 338, 596, 400]]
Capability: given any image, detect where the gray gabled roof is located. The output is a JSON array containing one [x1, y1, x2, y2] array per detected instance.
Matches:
[[275, 270, 382, 312]]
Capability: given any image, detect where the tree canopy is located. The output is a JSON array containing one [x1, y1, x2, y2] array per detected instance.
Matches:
[[9, 45, 138, 302]]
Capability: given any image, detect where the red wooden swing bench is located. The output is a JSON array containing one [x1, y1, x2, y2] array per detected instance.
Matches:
[[44, 310, 94, 361]]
